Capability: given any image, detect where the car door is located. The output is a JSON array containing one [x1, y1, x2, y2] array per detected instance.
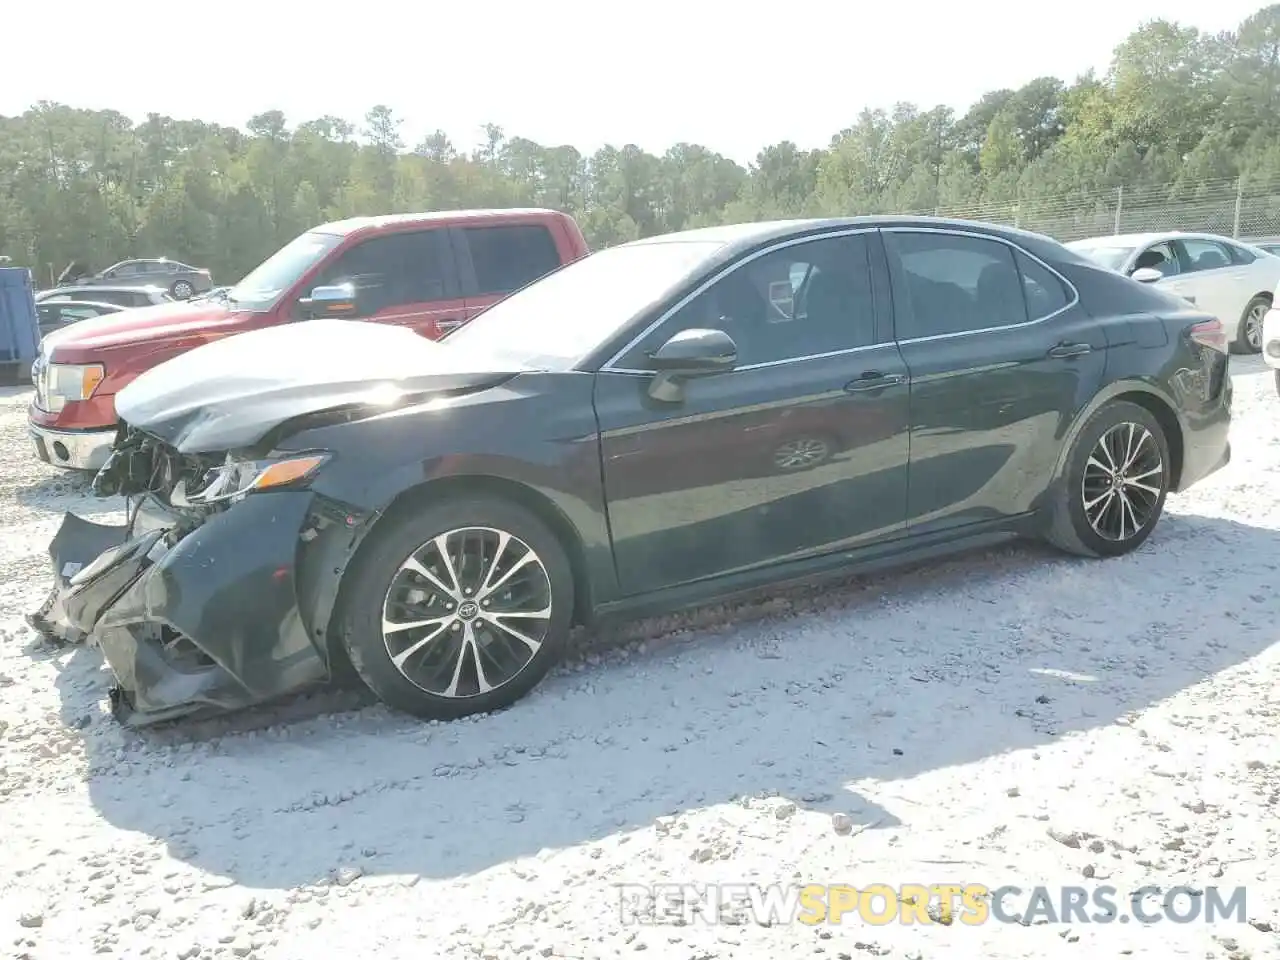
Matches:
[[592, 229, 911, 596], [881, 227, 1107, 536], [1173, 237, 1252, 327], [452, 223, 565, 335], [302, 228, 466, 337]]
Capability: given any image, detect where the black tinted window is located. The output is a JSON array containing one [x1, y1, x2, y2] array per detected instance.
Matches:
[[624, 233, 876, 368], [463, 225, 561, 296], [314, 230, 455, 316], [885, 231, 1027, 339], [1014, 249, 1070, 320]]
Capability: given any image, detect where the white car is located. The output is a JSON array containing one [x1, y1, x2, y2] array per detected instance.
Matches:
[[1261, 294, 1280, 397], [1065, 231, 1280, 354]]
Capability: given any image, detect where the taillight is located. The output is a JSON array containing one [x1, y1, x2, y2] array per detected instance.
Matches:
[[1189, 319, 1227, 353]]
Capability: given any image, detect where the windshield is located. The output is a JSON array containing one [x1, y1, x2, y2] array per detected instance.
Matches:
[[1067, 242, 1135, 272], [444, 240, 727, 367], [226, 230, 345, 310]]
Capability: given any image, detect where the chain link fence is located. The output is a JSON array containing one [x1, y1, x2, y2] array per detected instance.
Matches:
[[910, 175, 1280, 244]]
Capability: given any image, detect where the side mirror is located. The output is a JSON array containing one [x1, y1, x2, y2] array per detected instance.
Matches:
[[647, 328, 737, 374], [1131, 267, 1163, 284], [298, 282, 359, 319]]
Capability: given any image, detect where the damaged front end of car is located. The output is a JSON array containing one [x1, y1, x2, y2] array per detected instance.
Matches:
[[27, 425, 370, 727]]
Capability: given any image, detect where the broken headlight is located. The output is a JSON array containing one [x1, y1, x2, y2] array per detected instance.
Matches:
[[185, 452, 330, 505]]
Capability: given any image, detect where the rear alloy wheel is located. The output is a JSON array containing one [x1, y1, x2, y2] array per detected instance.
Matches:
[[337, 497, 574, 720], [1044, 400, 1171, 558], [1235, 295, 1270, 354], [171, 280, 194, 299]]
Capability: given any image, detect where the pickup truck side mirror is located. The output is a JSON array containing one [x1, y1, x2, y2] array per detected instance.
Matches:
[[298, 282, 360, 319]]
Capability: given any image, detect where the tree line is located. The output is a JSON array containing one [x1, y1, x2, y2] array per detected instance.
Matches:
[[3, 4, 1280, 286]]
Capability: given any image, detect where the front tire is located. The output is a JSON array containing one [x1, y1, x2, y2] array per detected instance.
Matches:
[[1044, 401, 1171, 558], [336, 496, 575, 720]]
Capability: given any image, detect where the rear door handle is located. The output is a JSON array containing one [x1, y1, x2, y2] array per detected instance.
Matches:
[[1047, 342, 1092, 359], [844, 372, 905, 393]]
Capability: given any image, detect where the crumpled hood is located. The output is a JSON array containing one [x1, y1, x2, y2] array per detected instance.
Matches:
[[114, 319, 529, 453]]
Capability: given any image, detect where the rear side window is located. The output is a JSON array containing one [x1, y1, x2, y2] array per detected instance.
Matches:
[[1227, 243, 1257, 265], [1014, 249, 1071, 320], [314, 230, 456, 315], [1179, 238, 1233, 273], [884, 231, 1028, 339], [462, 225, 561, 296]]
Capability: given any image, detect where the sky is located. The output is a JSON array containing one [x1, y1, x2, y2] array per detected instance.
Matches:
[[0, 0, 1270, 165]]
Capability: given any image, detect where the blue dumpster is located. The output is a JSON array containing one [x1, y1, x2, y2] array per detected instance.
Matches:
[[0, 266, 40, 384]]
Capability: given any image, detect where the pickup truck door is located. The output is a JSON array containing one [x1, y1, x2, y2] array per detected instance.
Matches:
[[449, 223, 569, 335], [299, 228, 468, 339]]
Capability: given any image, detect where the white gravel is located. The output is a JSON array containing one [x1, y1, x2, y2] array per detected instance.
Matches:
[[1, 364, 1278, 960]]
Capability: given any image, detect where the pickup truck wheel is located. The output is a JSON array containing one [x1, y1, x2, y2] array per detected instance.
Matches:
[[336, 496, 574, 721], [1044, 401, 1171, 559]]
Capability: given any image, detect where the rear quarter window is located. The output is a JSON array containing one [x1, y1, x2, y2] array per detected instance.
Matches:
[[462, 224, 562, 296]]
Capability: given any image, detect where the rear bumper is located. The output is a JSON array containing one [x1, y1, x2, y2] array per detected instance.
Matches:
[[1174, 374, 1232, 493], [30, 492, 346, 726], [28, 421, 116, 471]]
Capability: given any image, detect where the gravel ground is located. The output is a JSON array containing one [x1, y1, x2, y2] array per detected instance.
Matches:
[[1, 363, 1278, 960]]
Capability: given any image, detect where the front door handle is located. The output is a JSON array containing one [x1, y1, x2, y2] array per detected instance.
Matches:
[[1047, 342, 1092, 359], [844, 372, 905, 393]]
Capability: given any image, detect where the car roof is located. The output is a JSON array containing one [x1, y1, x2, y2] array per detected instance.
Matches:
[[314, 207, 572, 237], [38, 299, 124, 310], [1067, 230, 1254, 248], [620, 215, 1068, 261], [51, 283, 168, 292]]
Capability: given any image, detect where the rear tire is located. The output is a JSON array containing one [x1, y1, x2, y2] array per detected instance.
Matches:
[[1233, 295, 1270, 354], [171, 280, 194, 299], [335, 496, 574, 721], [1043, 401, 1171, 558]]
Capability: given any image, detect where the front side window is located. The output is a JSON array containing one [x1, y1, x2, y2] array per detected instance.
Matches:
[[1132, 242, 1180, 277], [1179, 238, 1233, 273], [227, 230, 346, 311], [884, 231, 1028, 339], [310, 230, 454, 317], [462, 225, 562, 296], [618, 233, 877, 368]]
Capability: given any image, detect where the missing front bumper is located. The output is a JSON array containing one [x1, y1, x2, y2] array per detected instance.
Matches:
[[28, 492, 340, 726]]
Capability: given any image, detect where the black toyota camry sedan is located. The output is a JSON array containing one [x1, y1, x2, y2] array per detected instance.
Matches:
[[31, 216, 1232, 726]]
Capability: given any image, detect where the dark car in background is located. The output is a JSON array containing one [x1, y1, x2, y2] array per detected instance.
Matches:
[[37, 300, 125, 339], [31, 216, 1231, 728], [61, 259, 214, 300]]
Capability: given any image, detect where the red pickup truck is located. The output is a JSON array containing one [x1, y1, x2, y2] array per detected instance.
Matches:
[[29, 208, 589, 471]]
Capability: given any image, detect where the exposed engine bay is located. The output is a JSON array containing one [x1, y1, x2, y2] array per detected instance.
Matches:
[[91, 423, 249, 511]]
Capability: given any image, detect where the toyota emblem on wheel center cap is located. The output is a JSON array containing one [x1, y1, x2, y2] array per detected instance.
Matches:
[[457, 600, 479, 620]]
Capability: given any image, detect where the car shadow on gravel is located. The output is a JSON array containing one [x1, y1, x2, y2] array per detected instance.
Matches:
[[11, 470, 93, 509], [37, 510, 1280, 891]]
